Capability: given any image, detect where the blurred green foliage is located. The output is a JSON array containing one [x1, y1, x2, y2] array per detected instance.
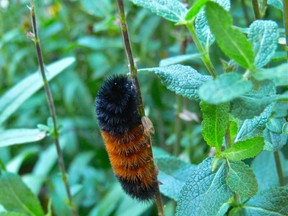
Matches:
[[0, 0, 287, 215]]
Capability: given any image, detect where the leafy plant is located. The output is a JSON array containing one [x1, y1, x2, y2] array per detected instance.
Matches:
[[0, 0, 287, 215]]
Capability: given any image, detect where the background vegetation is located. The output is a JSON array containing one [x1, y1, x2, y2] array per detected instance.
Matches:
[[0, 0, 287, 216]]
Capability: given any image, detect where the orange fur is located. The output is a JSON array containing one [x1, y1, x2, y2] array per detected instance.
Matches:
[[101, 124, 156, 189]]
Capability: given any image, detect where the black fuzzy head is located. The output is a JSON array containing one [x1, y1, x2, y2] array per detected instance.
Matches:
[[96, 75, 141, 135]]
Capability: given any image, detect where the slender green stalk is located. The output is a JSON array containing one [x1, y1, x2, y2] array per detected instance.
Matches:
[[252, 0, 261, 19], [283, 0, 288, 57], [274, 151, 286, 186], [185, 23, 216, 78], [115, 1, 165, 215], [29, 1, 78, 216]]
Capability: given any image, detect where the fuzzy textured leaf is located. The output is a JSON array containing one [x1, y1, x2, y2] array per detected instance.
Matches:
[[0, 57, 75, 125], [206, 2, 255, 69], [267, 0, 283, 10], [243, 186, 288, 215], [222, 137, 264, 161], [0, 172, 44, 216], [176, 158, 233, 216], [195, 0, 230, 46], [253, 63, 288, 86], [200, 102, 229, 150], [140, 65, 212, 100], [248, 20, 278, 68], [0, 129, 46, 148], [226, 161, 258, 199], [155, 156, 196, 201], [130, 0, 188, 23], [252, 151, 287, 191], [231, 81, 276, 120], [236, 103, 274, 141], [199, 73, 253, 104]]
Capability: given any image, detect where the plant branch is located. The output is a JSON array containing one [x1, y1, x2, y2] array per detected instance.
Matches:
[[283, 0, 288, 57], [115, 0, 145, 116], [274, 151, 286, 186], [115, 1, 164, 215], [186, 23, 216, 78], [252, 0, 261, 19], [29, 1, 78, 216]]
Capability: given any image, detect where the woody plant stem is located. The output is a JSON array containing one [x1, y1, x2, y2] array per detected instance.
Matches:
[[29, 1, 78, 216], [115, 0, 165, 215]]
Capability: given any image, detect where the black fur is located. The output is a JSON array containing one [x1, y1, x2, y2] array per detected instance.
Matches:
[[95, 75, 141, 135], [116, 175, 158, 201]]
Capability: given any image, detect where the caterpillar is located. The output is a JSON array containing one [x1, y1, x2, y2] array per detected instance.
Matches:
[[95, 75, 158, 201]]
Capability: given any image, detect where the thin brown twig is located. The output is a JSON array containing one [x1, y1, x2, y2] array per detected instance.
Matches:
[[252, 0, 261, 20], [29, 1, 78, 216], [274, 151, 286, 186], [115, 1, 165, 215]]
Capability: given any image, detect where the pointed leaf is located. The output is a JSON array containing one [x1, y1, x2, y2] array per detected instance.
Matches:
[[0, 129, 46, 148], [200, 102, 229, 151], [130, 0, 188, 23], [206, 2, 255, 69], [176, 158, 233, 216], [236, 104, 274, 141], [139, 65, 212, 100], [222, 137, 264, 161], [0, 57, 75, 124], [185, 0, 209, 22], [248, 20, 278, 68], [195, 0, 231, 46], [253, 63, 288, 86], [231, 80, 276, 120], [155, 156, 196, 201], [243, 186, 288, 215], [226, 161, 258, 199], [0, 172, 44, 216], [199, 73, 253, 104]]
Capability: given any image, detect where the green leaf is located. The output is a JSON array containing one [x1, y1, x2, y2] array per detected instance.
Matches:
[[80, 0, 112, 18], [176, 158, 233, 216], [267, 0, 283, 10], [155, 156, 196, 201], [185, 0, 210, 22], [199, 73, 253, 104], [253, 63, 288, 86], [236, 103, 274, 141], [231, 80, 276, 120], [0, 172, 44, 216], [264, 129, 288, 151], [195, 0, 231, 46], [222, 137, 264, 161], [130, 0, 188, 23], [139, 65, 212, 100], [226, 161, 258, 199], [0, 213, 27, 216], [159, 53, 202, 66], [252, 151, 286, 191], [0, 129, 46, 148], [200, 102, 229, 151], [0, 57, 75, 125], [248, 20, 278, 68], [77, 36, 123, 50], [243, 186, 288, 215], [206, 2, 255, 69]]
